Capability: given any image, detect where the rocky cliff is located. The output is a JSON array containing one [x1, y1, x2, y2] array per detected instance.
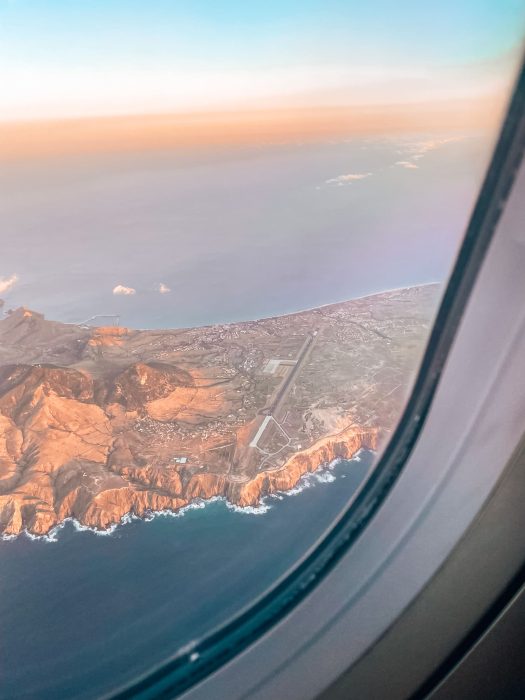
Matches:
[[227, 425, 377, 507], [0, 358, 376, 537], [0, 358, 375, 536], [0, 286, 437, 538]]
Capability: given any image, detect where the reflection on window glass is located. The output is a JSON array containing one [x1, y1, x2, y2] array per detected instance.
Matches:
[[0, 1, 523, 698]]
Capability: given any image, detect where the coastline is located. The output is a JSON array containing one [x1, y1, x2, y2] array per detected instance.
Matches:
[[1, 448, 373, 543], [0, 285, 432, 542], [52, 282, 441, 332]]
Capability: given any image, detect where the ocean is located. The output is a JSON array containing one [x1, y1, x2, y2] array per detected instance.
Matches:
[[0, 132, 492, 698], [1, 134, 488, 328], [0, 453, 372, 700]]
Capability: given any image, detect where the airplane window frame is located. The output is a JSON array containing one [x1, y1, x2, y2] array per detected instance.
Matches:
[[107, 59, 525, 700]]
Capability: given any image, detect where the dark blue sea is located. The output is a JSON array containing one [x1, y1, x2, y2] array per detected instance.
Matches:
[[0, 131, 490, 699], [0, 452, 372, 700]]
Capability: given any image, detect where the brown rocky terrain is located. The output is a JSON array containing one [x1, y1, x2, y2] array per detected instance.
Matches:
[[0, 285, 439, 537]]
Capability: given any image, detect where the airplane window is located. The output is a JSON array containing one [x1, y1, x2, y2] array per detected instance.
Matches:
[[0, 2, 524, 699]]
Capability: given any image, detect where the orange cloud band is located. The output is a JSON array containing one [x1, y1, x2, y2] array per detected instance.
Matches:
[[0, 95, 506, 161]]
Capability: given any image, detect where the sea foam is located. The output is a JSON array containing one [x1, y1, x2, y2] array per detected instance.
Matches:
[[1, 451, 368, 543]]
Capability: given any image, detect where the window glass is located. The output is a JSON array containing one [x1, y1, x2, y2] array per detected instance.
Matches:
[[0, 2, 523, 698]]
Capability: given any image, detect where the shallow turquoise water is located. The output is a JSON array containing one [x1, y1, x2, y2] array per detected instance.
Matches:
[[0, 453, 372, 700]]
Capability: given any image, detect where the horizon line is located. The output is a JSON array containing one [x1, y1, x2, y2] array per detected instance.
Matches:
[[0, 94, 508, 160]]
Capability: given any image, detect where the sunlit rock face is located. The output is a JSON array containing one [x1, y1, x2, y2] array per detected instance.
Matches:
[[0, 284, 439, 537], [108, 362, 194, 412], [227, 427, 378, 508]]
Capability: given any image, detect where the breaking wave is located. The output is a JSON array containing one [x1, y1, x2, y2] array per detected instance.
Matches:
[[2, 450, 368, 543]]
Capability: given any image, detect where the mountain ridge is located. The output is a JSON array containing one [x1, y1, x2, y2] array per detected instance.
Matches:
[[0, 285, 438, 537]]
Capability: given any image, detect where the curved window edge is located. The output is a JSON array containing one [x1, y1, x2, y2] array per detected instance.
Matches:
[[108, 58, 525, 700]]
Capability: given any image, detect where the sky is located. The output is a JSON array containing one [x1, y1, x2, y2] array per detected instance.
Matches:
[[0, 2, 524, 326], [0, 0, 524, 121]]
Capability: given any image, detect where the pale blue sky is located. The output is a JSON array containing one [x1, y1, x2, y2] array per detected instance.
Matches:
[[1, 1, 524, 118]]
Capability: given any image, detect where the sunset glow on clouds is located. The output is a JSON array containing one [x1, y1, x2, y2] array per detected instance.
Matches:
[[325, 173, 372, 186], [396, 161, 419, 169], [0, 274, 18, 295], [322, 135, 468, 183], [1, 64, 437, 120], [0, 1, 523, 123], [113, 285, 136, 296], [394, 136, 467, 169]]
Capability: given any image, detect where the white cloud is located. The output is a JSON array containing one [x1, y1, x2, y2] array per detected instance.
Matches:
[[395, 160, 419, 169], [413, 136, 464, 154], [157, 282, 171, 294], [325, 172, 372, 186], [394, 135, 465, 169], [0, 273, 18, 295], [113, 284, 136, 296]]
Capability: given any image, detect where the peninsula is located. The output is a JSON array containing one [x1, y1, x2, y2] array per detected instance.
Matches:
[[0, 285, 438, 538]]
